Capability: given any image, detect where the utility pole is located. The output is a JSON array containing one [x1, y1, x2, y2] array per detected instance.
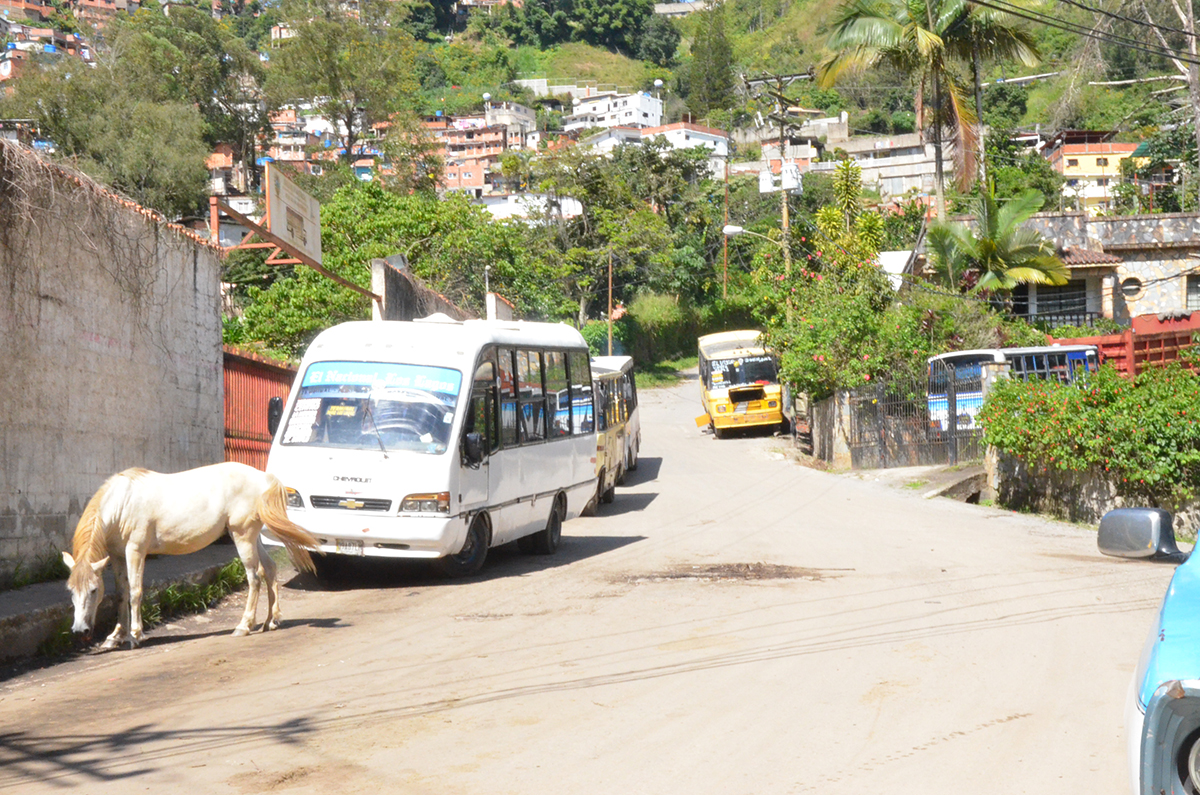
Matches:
[[607, 248, 614, 356], [745, 72, 809, 322], [723, 143, 730, 300]]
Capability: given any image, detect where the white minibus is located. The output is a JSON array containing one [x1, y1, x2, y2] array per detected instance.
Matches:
[[264, 316, 598, 577]]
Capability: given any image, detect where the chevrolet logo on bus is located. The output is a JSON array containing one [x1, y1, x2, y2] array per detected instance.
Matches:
[[338, 498, 366, 510]]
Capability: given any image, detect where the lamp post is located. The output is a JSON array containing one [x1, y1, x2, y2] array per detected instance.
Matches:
[[723, 224, 792, 322]]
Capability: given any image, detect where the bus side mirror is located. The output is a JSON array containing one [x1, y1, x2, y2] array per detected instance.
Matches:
[[463, 432, 485, 466], [267, 396, 284, 437], [1098, 508, 1186, 563]]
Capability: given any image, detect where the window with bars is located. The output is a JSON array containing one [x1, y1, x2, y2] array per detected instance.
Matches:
[[1037, 280, 1089, 313], [1188, 274, 1200, 311]]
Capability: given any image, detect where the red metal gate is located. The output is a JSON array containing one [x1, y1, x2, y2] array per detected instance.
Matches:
[[224, 346, 296, 470]]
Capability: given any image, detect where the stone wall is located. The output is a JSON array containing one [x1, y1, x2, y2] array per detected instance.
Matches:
[[0, 142, 224, 582], [989, 451, 1200, 533]]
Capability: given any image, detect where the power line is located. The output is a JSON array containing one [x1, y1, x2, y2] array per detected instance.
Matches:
[[1053, 0, 1199, 41], [974, 0, 1200, 66]]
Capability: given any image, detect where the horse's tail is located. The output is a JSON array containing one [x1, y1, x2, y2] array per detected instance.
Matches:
[[257, 476, 319, 574]]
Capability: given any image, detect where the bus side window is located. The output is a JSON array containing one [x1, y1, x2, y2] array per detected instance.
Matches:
[[544, 350, 570, 439], [624, 371, 637, 412], [567, 350, 593, 434], [497, 347, 519, 448], [518, 349, 546, 443]]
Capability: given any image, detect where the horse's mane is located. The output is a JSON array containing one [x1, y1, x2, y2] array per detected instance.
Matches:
[[68, 468, 149, 586]]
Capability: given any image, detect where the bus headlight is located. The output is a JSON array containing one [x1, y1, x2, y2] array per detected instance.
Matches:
[[717, 405, 727, 413], [767, 400, 778, 408], [401, 492, 450, 513], [285, 487, 304, 509]]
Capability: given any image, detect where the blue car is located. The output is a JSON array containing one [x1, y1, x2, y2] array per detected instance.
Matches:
[[1099, 508, 1199, 795]]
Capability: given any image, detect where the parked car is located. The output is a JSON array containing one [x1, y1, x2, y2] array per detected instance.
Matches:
[[1098, 508, 1197, 795]]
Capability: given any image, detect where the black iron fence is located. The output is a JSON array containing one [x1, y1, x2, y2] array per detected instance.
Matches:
[[846, 360, 984, 469]]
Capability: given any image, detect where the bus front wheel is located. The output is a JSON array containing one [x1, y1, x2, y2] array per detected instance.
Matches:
[[435, 514, 490, 578]]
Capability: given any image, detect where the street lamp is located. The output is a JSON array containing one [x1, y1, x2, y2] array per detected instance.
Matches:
[[482, 92, 491, 111], [723, 225, 793, 321], [653, 78, 663, 100]]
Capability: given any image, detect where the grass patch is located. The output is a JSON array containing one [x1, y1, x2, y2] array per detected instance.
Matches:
[[140, 559, 247, 628], [903, 479, 929, 490], [2, 549, 69, 592], [637, 355, 698, 389]]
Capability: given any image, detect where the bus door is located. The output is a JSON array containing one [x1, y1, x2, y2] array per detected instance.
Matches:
[[460, 356, 497, 512]]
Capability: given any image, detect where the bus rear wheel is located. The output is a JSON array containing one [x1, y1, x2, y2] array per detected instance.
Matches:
[[435, 514, 490, 578], [519, 498, 563, 555]]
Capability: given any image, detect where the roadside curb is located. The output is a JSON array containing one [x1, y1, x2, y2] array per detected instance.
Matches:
[[0, 546, 238, 665]]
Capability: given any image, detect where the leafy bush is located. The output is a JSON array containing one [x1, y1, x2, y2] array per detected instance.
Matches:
[[626, 292, 692, 363], [1042, 317, 1124, 338], [582, 318, 632, 356], [978, 362, 1200, 506]]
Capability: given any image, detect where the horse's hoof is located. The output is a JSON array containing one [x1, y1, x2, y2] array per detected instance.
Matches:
[[99, 639, 120, 652], [231, 627, 250, 637], [266, 619, 280, 632]]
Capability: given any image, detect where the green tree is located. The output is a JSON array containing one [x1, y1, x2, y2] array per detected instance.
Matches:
[[114, 7, 272, 184], [819, 0, 1032, 215], [683, 0, 735, 118], [573, 0, 654, 54], [232, 182, 568, 355], [267, 0, 420, 162], [1, 60, 209, 217], [637, 14, 681, 66], [927, 187, 1068, 292]]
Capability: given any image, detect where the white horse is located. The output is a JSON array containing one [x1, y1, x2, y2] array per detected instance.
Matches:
[[62, 462, 319, 650]]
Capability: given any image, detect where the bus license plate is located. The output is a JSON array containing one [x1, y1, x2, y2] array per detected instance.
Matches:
[[336, 538, 364, 556]]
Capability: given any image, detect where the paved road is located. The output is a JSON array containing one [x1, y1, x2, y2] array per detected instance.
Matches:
[[0, 376, 1175, 794]]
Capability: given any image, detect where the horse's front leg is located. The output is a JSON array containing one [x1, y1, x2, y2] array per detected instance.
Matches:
[[125, 548, 148, 648], [99, 557, 130, 651], [231, 530, 263, 636]]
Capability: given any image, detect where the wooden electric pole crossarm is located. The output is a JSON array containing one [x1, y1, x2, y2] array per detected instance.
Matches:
[[215, 200, 381, 303]]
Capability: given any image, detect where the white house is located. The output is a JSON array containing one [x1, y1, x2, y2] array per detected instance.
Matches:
[[641, 122, 729, 173], [578, 127, 644, 156], [476, 193, 584, 222], [564, 91, 663, 132]]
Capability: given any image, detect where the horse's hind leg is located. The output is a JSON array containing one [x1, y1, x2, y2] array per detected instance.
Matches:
[[230, 529, 263, 636], [100, 556, 131, 651], [258, 540, 282, 632]]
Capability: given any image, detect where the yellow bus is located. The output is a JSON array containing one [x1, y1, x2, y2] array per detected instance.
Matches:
[[696, 330, 787, 438], [587, 355, 640, 510]]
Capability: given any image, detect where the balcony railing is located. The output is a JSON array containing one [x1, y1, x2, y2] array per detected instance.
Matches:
[[1017, 310, 1102, 330]]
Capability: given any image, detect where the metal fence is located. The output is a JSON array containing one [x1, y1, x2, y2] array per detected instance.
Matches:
[[224, 346, 296, 470], [846, 361, 984, 469]]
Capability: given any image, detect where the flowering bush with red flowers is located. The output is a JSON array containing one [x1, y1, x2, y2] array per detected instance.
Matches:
[[978, 359, 1200, 505]]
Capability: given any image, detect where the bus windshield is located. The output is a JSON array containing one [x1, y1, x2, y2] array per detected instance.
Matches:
[[709, 355, 777, 387], [280, 361, 463, 455]]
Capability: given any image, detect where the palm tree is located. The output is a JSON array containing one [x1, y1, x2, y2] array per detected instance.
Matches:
[[818, 0, 1038, 213], [962, 3, 1040, 184], [928, 187, 1068, 292]]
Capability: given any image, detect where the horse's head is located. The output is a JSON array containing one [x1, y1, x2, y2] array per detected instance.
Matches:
[[62, 551, 109, 639]]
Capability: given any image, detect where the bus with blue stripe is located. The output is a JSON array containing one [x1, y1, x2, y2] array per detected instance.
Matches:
[[927, 345, 1099, 432]]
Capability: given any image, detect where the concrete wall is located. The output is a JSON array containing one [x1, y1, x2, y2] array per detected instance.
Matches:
[[370, 255, 474, 322], [0, 142, 224, 582], [811, 391, 852, 469]]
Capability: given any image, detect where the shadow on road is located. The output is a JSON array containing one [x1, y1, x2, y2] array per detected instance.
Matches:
[[0, 716, 316, 789], [622, 456, 662, 486], [285, 534, 647, 592], [594, 492, 658, 517]]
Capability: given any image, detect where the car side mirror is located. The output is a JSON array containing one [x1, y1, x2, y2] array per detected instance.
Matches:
[[1098, 508, 1186, 562], [267, 396, 284, 437], [463, 432, 485, 466]]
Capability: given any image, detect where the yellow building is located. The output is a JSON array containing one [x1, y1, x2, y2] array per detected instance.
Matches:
[[1044, 130, 1140, 215]]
